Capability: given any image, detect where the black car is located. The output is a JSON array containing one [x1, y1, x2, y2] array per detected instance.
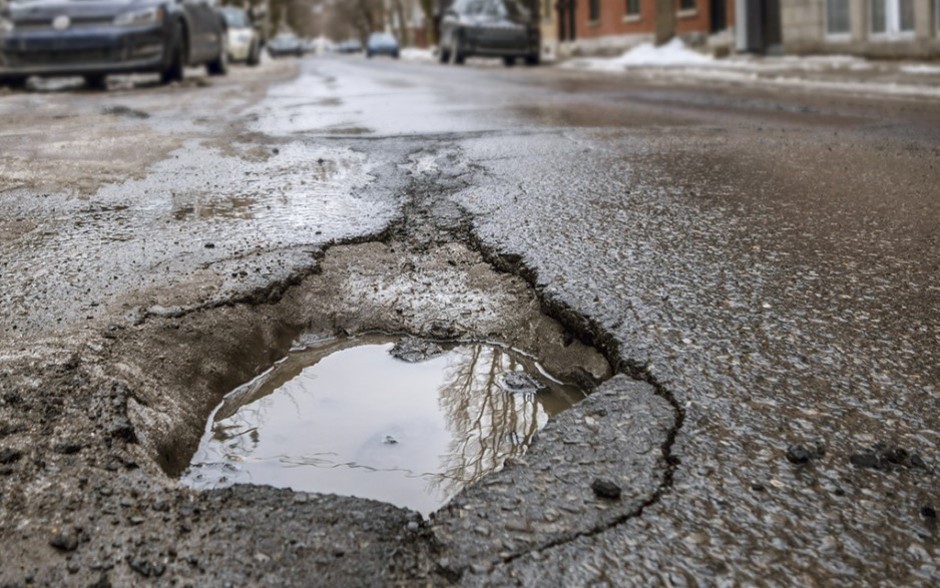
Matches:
[[0, 0, 228, 89], [440, 0, 539, 66]]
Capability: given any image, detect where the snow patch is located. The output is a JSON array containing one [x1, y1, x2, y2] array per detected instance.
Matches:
[[400, 47, 437, 62], [564, 38, 713, 72], [901, 64, 940, 75]]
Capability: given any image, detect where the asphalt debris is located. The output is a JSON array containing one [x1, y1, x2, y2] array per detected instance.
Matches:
[[591, 478, 622, 500]]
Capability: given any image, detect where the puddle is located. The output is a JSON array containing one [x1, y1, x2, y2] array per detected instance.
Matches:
[[181, 335, 588, 515]]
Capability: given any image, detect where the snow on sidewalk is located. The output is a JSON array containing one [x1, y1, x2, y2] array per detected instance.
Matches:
[[562, 38, 940, 99]]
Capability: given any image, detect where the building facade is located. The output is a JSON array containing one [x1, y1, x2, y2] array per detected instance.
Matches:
[[554, 0, 737, 55], [782, 0, 940, 57], [551, 0, 939, 57]]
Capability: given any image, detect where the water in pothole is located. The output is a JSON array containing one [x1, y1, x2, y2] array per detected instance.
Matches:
[[182, 335, 588, 515]]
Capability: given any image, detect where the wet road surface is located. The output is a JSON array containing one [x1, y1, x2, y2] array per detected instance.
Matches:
[[0, 56, 938, 585]]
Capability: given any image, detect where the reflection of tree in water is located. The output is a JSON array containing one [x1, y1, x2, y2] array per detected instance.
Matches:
[[431, 346, 546, 500], [209, 377, 307, 459]]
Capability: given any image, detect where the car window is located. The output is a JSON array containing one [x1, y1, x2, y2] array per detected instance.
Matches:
[[501, 0, 530, 19], [464, 0, 487, 15], [223, 10, 248, 28]]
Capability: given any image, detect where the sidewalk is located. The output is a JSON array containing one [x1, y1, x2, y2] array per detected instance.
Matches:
[[560, 38, 940, 99], [400, 40, 940, 99]]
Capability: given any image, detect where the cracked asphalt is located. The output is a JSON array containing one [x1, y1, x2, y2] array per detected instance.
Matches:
[[0, 55, 938, 585]]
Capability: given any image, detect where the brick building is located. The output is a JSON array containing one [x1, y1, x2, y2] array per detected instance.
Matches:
[[548, 0, 939, 57]]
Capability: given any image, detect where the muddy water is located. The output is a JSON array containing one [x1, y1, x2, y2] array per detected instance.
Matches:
[[182, 335, 587, 515]]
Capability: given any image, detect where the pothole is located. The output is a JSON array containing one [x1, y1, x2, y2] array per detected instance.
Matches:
[[181, 334, 590, 515]]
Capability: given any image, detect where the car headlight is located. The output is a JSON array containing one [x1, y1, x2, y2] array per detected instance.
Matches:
[[114, 6, 164, 27]]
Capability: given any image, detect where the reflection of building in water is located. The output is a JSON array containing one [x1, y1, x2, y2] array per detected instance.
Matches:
[[432, 346, 547, 499]]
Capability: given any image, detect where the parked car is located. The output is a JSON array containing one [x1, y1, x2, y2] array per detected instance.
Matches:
[[0, 0, 228, 89], [335, 38, 362, 54], [365, 32, 399, 59], [220, 6, 259, 66], [267, 32, 302, 58], [439, 0, 539, 66]]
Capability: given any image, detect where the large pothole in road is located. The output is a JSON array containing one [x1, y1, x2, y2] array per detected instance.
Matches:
[[181, 334, 589, 515]]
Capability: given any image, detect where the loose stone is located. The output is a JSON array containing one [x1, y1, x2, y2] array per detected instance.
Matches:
[[591, 478, 622, 500]]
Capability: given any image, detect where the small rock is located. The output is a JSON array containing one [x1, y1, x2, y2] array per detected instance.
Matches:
[[89, 573, 112, 588], [591, 478, 622, 500], [910, 454, 927, 469], [750, 483, 765, 492], [127, 556, 159, 577], [473, 525, 491, 537], [54, 441, 83, 455], [785, 444, 813, 465], [496, 372, 545, 395], [389, 338, 444, 363], [921, 505, 937, 520], [383, 435, 398, 445], [406, 521, 419, 532], [49, 530, 79, 552], [67, 561, 81, 574], [0, 448, 23, 464], [850, 452, 881, 469], [204, 242, 216, 249]]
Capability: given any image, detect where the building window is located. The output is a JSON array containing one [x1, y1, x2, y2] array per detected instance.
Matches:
[[679, 0, 696, 10], [589, 0, 600, 21], [626, 0, 640, 16], [871, 0, 915, 35], [826, 0, 850, 34]]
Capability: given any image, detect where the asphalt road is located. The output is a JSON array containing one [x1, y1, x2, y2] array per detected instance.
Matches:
[[0, 55, 937, 585]]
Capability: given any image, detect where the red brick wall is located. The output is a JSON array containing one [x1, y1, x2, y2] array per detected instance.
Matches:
[[576, 0, 657, 40], [575, 0, 734, 40]]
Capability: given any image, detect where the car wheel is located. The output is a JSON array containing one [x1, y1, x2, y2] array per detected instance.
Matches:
[[160, 22, 185, 85], [525, 53, 540, 66], [502, 56, 516, 67], [439, 44, 450, 64], [247, 43, 260, 67], [450, 32, 465, 65], [0, 76, 28, 90], [84, 74, 107, 90], [206, 40, 228, 76]]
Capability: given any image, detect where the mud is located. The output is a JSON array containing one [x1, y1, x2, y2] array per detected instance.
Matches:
[[2, 55, 937, 586]]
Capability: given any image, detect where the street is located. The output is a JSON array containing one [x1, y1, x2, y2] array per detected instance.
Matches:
[[1, 55, 938, 585]]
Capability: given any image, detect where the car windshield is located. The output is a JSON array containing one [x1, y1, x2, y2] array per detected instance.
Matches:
[[369, 33, 395, 44], [274, 34, 297, 42], [222, 10, 249, 28], [500, 0, 530, 19]]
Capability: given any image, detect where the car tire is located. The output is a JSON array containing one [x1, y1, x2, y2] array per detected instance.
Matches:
[[247, 43, 260, 67], [160, 22, 185, 85], [502, 56, 516, 67], [206, 41, 228, 76], [525, 53, 540, 66], [450, 32, 465, 65], [84, 74, 107, 90], [439, 44, 450, 63], [0, 76, 28, 90]]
